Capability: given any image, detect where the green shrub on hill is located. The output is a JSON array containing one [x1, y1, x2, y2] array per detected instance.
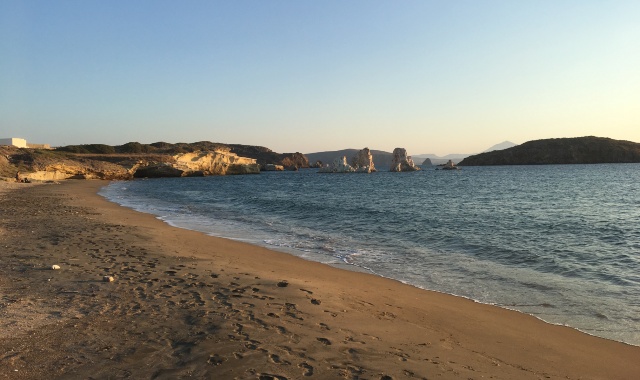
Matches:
[[56, 144, 116, 154]]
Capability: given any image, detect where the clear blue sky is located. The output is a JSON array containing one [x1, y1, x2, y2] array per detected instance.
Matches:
[[1, 1, 638, 155]]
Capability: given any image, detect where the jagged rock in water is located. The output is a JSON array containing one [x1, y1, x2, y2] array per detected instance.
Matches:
[[390, 148, 420, 172], [225, 164, 261, 175], [263, 164, 284, 171], [280, 153, 309, 169], [351, 148, 377, 173], [318, 156, 355, 173], [421, 158, 433, 167], [440, 159, 460, 170]]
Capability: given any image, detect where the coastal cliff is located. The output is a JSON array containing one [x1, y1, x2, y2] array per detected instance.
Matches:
[[1, 147, 133, 180], [459, 136, 640, 166], [0, 141, 285, 181], [57, 141, 310, 170]]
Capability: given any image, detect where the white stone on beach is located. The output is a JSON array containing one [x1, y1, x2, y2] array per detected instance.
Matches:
[[103, 276, 115, 282], [51, 265, 61, 270]]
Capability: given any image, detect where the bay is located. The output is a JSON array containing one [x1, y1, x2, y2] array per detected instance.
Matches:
[[100, 164, 640, 345]]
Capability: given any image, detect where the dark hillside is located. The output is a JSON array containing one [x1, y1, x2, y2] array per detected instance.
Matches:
[[459, 137, 640, 166]]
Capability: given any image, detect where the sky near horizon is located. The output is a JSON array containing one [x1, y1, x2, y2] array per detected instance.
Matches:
[[1, 1, 638, 156]]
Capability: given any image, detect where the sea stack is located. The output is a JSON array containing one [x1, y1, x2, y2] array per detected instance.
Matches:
[[390, 148, 420, 172], [318, 156, 356, 173], [351, 148, 377, 173]]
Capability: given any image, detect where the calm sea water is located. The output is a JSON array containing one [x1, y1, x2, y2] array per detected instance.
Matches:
[[100, 164, 640, 346]]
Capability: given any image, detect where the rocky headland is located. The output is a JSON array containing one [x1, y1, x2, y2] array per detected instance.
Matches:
[[459, 136, 640, 166], [1, 141, 309, 181]]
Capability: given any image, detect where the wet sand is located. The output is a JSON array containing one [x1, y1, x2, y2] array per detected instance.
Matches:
[[1, 180, 638, 380]]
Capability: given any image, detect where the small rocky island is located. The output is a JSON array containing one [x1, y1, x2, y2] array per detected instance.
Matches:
[[459, 136, 640, 166], [438, 160, 460, 170]]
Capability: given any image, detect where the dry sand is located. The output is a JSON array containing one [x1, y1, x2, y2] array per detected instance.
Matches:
[[0, 180, 638, 380]]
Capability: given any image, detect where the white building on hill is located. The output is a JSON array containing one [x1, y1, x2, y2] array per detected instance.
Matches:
[[0, 138, 51, 149], [0, 137, 28, 148]]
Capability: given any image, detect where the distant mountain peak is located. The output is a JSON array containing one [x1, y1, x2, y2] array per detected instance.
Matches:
[[483, 141, 517, 153]]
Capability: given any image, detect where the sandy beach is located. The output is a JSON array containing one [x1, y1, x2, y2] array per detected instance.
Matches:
[[1, 180, 638, 380]]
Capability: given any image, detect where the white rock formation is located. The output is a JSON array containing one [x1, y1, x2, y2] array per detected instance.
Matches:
[[390, 148, 420, 172], [173, 150, 260, 175], [133, 150, 260, 177], [351, 148, 377, 173], [318, 156, 355, 173]]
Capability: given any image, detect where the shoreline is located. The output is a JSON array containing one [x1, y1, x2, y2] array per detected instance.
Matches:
[[1, 180, 639, 379], [100, 179, 637, 348]]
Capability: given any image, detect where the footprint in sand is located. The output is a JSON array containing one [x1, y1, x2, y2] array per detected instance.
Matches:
[[318, 322, 330, 330], [340, 365, 364, 378], [298, 362, 314, 376], [316, 337, 331, 345], [285, 312, 303, 321], [206, 354, 226, 366], [268, 353, 290, 365], [259, 375, 288, 380]]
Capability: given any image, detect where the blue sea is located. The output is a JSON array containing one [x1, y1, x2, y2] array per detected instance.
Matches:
[[99, 164, 640, 346]]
